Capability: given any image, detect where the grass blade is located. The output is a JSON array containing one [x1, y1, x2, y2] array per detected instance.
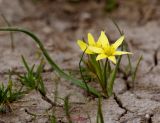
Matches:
[[0, 28, 100, 97], [107, 55, 122, 96], [107, 20, 123, 96], [96, 97, 104, 123], [79, 48, 90, 94], [132, 55, 143, 83], [64, 96, 72, 123], [50, 115, 57, 123], [21, 55, 30, 72]]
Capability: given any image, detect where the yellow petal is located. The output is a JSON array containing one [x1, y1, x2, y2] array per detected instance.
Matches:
[[77, 40, 93, 54], [112, 35, 124, 49], [85, 49, 94, 54], [88, 46, 104, 54], [88, 33, 96, 45], [77, 40, 87, 51], [96, 54, 107, 61], [97, 31, 109, 47], [108, 56, 116, 64], [114, 51, 132, 55]]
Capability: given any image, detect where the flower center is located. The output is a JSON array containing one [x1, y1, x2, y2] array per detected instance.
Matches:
[[104, 45, 115, 56]]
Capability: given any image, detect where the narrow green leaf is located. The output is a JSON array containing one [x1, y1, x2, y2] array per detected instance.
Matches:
[[96, 97, 104, 123], [0, 28, 100, 97], [107, 56, 122, 96], [21, 55, 30, 72], [103, 59, 108, 88], [64, 96, 72, 123], [79, 48, 90, 94], [132, 55, 143, 83], [36, 59, 45, 77], [107, 19, 124, 96], [90, 55, 103, 86], [50, 115, 57, 123]]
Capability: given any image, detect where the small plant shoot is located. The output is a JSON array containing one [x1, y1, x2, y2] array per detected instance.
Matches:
[[77, 31, 132, 97]]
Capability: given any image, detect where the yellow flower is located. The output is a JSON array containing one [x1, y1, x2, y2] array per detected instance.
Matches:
[[77, 32, 103, 54], [89, 31, 132, 64]]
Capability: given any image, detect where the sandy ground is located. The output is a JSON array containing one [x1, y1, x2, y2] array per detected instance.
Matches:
[[0, 0, 160, 123]]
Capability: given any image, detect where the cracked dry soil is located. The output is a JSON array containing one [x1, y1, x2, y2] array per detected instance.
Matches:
[[0, 0, 160, 123]]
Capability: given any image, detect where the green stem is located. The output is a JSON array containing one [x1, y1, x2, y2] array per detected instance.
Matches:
[[104, 59, 108, 88], [107, 56, 122, 96], [90, 55, 105, 94], [79, 48, 90, 94], [90, 55, 103, 83], [98, 60, 103, 82]]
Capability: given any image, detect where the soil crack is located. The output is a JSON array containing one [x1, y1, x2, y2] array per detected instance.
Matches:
[[146, 114, 153, 123], [113, 93, 133, 121], [137, 114, 154, 123], [154, 48, 158, 66]]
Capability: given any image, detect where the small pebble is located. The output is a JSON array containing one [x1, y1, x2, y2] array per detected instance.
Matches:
[[145, 114, 150, 119]]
